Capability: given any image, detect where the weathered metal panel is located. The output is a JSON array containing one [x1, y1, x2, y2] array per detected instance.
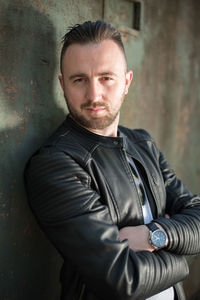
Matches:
[[104, 0, 200, 195], [0, 0, 102, 299], [104, 0, 200, 298]]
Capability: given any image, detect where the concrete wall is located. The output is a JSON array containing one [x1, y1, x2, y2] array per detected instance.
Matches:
[[0, 0, 199, 299]]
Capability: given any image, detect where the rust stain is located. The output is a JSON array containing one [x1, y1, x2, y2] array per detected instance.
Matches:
[[175, 88, 194, 157], [5, 86, 19, 94], [33, 0, 48, 14], [119, 5, 129, 22]]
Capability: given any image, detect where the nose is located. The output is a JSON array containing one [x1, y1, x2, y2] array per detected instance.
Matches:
[[86, 79, 102, 102]]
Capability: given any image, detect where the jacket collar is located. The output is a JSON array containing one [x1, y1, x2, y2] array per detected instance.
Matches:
[[63, 115, 145, 164], [64, 114, 126, 149]]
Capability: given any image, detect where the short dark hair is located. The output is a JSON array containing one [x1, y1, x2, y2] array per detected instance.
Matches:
[[60, 20, 126, 72]]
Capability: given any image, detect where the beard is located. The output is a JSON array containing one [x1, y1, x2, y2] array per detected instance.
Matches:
[[64, 95, 125, 130]]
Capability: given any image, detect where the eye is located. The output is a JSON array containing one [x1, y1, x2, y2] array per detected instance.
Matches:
[[101, 76, 115, 85], [102, 76, 113, 81], [74, 78, 84, 83]]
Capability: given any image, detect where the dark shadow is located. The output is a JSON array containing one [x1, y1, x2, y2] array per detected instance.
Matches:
[[0, 2, 65, 299]]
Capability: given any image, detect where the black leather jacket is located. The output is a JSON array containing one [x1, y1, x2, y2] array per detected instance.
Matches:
[[25, 115, 200, 300]]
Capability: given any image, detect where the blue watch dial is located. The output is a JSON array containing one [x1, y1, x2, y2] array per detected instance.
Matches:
[[151, 230, 167, 248]]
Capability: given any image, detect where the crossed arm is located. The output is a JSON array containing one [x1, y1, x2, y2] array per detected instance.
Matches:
[[119, 216, 170, 252], [119, 224, 155, 252], [25, 150, 200, 299]]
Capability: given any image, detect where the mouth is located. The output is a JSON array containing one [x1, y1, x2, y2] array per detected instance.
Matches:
[[85, 107, 106, 114]]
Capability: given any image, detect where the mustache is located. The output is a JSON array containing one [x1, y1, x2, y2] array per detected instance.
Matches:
[[81, 101, 108, 109]]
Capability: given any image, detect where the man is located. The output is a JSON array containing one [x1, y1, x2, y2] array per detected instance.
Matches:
[[25, 20, 200, 300]]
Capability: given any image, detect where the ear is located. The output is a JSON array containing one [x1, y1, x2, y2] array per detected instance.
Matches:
[[58, 74, 64, 91], [125, 70, 133, 95]]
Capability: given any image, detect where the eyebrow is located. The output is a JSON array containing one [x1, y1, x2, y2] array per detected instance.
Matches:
[[69, 73, 86, 81], [68, 72, 117, 81]]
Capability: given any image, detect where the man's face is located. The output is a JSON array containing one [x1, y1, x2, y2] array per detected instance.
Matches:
[[59, 39, 132, 135]]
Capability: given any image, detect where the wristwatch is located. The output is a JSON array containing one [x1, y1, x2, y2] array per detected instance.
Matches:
[[146, 222, 167, 250]]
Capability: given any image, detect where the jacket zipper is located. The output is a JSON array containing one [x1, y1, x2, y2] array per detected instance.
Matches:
[[123, 148, 161, 216], [143, 166, 161, 216], [122, 148, 144, 220]]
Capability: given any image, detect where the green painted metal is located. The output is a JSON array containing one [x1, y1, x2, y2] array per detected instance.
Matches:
[[0, 0, 199, 299], [0, 1, 103, 299], [104, 1, 200, 297], [105, 0, 200, 194]]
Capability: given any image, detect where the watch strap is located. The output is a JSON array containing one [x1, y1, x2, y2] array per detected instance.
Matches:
[[146, 222, 168, 250], [146, 222, 159, 232]]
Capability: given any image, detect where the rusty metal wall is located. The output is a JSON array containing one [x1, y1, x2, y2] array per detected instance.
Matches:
[[104, 1, 200, 298], [104, 0, 200, 195], [0, 1, 103, 299], [0, 0, 199, 299]]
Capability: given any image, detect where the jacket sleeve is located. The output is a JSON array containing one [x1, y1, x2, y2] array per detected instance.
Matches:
[[25, 149, 189, 300], [155, 150, 200, 255]]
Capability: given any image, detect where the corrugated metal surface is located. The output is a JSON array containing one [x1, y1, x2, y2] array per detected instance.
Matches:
[[0, 0, 199, 299]]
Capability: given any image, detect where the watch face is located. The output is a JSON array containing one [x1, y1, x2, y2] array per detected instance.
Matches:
[[151, 230, 167, 248]]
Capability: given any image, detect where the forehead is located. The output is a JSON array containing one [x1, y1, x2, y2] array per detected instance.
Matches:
[[62, 40, 127, 74]]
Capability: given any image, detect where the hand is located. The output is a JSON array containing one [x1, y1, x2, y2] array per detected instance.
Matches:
[[119, 225, 155, 252]]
